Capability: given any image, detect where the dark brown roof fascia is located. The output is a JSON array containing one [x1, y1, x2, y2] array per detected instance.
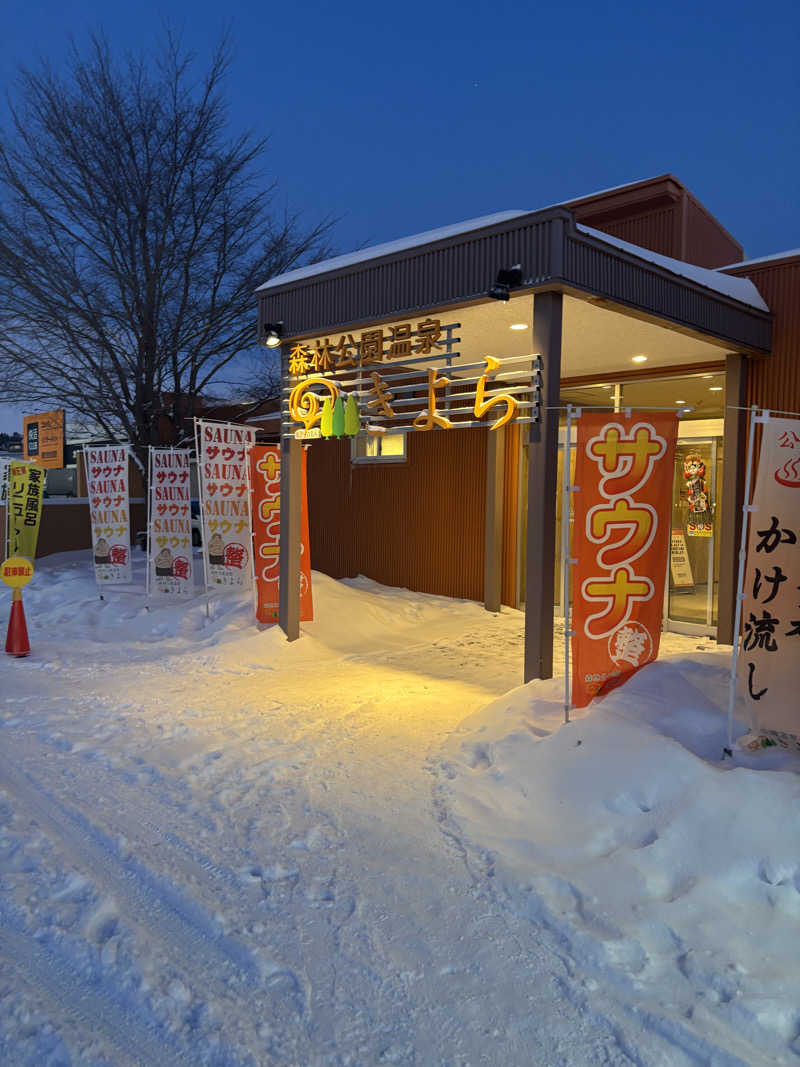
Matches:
[[258, 207, 771, 355]]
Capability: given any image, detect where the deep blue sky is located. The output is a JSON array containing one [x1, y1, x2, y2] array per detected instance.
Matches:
[[1, 0, 798, 432]]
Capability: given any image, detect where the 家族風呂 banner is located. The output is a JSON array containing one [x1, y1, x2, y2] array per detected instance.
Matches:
[[6, 462, 45, 562], [737, 417, 800, 740], [248, 445, 313, 624], [571, 412, 678, 708]]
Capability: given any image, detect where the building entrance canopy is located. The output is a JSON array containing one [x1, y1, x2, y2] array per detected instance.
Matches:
[[258, 205, 772, 680]]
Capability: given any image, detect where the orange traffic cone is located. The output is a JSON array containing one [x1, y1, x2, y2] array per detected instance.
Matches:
[[5, 589, 30, 657]]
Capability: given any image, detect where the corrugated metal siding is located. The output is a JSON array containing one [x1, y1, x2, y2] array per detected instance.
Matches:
[[727, 258, 800, 414], [685, 198, 743, 269], [261, 209, 771, 356], [501, 424, 520, 607], [261, 217, 558, 340], [590, 206, 680, 260], [307, 430, 487, 601], [565, 235, 771, 352]]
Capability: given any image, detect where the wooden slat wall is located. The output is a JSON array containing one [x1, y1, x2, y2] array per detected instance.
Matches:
[[307, 429, 487, 602], [501, 423, 520, 608]]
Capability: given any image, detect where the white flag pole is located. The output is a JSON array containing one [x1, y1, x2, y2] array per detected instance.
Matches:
[[244, 440, 259, 621], [145, 446, 154, 604], [562, 405, 579, 723], [194, 418, 211, 617], [726, 405, 766, 752]]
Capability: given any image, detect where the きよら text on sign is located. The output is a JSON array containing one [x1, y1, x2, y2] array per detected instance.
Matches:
[[571, 413, 678, 709]]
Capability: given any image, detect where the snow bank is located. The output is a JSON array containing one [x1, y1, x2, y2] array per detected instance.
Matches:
[[439, 655, 800, 1062]]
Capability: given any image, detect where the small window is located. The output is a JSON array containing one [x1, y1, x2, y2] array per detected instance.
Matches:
[[352, 433, 407, 464]]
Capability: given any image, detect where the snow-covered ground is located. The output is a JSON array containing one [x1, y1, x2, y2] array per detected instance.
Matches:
[[0, 552, 797, 1065]]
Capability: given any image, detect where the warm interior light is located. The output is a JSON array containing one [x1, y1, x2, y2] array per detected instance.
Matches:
[[702, 374, 713, 379], [675, 400, 686, 404], [632, 355, 647, 363], [509, 323, 528, 330], [709, 386, 723, 391]]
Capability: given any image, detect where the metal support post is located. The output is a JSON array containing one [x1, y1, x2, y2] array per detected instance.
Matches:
[[279, 434, 302, 641], [524, 290, 563, 683]]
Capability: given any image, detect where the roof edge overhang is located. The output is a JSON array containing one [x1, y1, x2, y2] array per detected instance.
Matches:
[[258, 208, 772, 355]]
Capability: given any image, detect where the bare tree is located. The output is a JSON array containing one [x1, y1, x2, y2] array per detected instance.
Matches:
[[0, 33, 331, 467]]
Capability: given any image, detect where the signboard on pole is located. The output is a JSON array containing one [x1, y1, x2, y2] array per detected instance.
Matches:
[[248, 445, 313, 624], [85, 445, 132, 584], [147, 449, 194, 596], [7, 462, 45, 562], [571, 412, 678, 708], [23, 409, 64, 469], [736, 417, 800, 739], [195, 420, 255, 592]]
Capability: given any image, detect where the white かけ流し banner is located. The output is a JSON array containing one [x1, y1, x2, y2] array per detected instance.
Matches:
[[148, 449, 194, 596], [195, 419, 255, 592], [85, 445, 133, 584], [737, 417, 800, 739]]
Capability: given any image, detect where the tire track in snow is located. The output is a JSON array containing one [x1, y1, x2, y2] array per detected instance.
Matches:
[[0, 917, 187, 1067], [0, 749, 259, 998]]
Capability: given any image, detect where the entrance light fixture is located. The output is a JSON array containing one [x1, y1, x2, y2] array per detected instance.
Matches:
[[631, 355, 647, 363], [263, 322, 284, 348], [488, 265, 523, 301], [509, 323, 528, 330], [709, 386, 723, 391]]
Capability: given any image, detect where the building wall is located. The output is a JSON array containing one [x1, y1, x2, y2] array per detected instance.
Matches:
[[307, 429, 488, 603], [567, 175, 743, 269], [583, 205, 681, 260], [684, 195, 743, 269], [724, 255, 800, 415]]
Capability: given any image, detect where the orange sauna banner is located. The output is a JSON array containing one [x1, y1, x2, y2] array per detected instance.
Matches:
[[249, 445, 313, 625], [571, 411, 678, 708]]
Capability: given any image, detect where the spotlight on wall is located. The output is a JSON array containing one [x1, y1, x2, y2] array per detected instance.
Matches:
[[263, 322, 284, 348], [488, 265, 523, 301]]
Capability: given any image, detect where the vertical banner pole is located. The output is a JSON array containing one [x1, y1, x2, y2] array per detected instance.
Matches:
[[145, 447, 153, 603], [244, 441, 259, 620], [193, 418, 211, 617], [562, 405, 573, 723], [726, 405, 761, 751]]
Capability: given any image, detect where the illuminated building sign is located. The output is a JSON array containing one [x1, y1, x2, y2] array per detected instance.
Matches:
[[280, 319, 542, 441]]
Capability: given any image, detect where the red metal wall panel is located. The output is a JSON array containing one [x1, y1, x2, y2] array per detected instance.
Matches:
[[585, 206, 681, 259], [685, 197, 743, 268], [726, 257, 800, 415]]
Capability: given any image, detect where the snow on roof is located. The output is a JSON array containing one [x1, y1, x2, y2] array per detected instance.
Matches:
[[255, 210, 529, 292], [256, 204, 768, 314], [576, 225, 769, 312], [719, 248, 800, 270]]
